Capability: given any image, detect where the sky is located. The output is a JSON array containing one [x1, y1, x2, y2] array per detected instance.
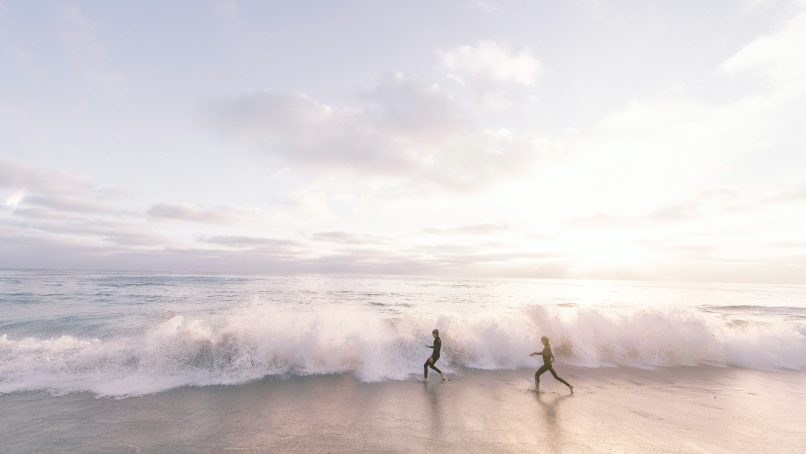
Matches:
[[1, 0, 805, 283]]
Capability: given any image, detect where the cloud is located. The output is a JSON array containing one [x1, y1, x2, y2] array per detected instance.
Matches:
[[647, 203, 701, 222], [567, 5, 806, 233], [360, 73, 466, 138], [199, 235, 301, 249], [439, 40, 540, 86], [0, 159, 169, 253], [209, 90, 414, 173], [9, 207, 86, 221], [566, 188, 743, 228], [0, 232, 461, 276], [208, 74, 550, 189], [1, 159, 141, 225], [0, 160, 93, 194], [4, 189, 24, 209], [773, 241, 806, 249], [667, 243, 716, 257], [22, 194, 119, 215], [146, 204, 257, 224], [720, 9, 806, 88], [761, 182, 806, 204], [310, 231, 385, 244], [406, 243, 559, 264], [424, 223, 509, 235], [1, 216, 172, 248], [4, 4, 805, 284], [0, 161, 133, 222], [567, 213, 627, 229], [596, 87, 706, 137]]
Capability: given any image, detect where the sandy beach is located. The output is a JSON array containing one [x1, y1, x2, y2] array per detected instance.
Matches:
[[2, 366, 804, 453]]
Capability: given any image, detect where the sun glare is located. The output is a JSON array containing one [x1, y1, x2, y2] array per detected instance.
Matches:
[[561, 232, 650, 270], [5, 190, 24, 209]]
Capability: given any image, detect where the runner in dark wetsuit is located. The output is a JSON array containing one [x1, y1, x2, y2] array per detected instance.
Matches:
[[530, 336, 573, 393], [424, 329, 447, 381]]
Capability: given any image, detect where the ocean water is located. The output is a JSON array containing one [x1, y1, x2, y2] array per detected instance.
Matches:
[[1, 269, 804, 397]]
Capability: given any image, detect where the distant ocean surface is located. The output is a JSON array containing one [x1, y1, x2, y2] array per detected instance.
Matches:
[[1, 269, 804, 397]]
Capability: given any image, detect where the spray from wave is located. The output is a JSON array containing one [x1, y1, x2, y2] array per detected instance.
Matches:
[[0, 304, 803, 397]]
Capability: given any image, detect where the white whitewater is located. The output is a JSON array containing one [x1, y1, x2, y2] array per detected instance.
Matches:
[[1, 270, 804, 397]]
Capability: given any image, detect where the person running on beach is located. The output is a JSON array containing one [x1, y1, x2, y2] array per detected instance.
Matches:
[[424, 329, 447, 381], [530, 336, 573, 393]]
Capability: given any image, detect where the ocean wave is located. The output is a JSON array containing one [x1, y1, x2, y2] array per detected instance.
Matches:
[[699, 304, 806, 316], [0, 304, 804, 397]]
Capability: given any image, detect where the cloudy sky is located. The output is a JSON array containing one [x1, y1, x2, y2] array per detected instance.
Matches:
[[1, 0, 805, 283]]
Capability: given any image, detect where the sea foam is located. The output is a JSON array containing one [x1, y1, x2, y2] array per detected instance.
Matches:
[[1, 304, 804, 397]]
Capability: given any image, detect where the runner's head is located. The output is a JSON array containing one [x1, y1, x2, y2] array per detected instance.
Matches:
[[541, 336, 549, 346], [432, 329, 439, 338]]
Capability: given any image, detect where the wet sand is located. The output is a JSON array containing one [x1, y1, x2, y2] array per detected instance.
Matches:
[[1, 367, 804, 453]]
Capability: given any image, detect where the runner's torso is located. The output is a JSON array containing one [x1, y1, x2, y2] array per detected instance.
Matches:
[[431, 337, 441, 358], [541, 345, 552, 365]]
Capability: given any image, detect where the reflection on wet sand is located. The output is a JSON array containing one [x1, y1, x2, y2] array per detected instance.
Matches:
[[536, 392, 573, 454], [1, 368, 804, 453], [424, 381, 445, 440]]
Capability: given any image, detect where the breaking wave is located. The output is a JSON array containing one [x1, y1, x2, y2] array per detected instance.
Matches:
[[1, 304, 804, 397]]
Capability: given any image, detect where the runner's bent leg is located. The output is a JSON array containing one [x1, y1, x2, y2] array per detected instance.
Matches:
[[535, 364, 551, 387], [550, 368, 572, 388], [428, 357, 443, 375]]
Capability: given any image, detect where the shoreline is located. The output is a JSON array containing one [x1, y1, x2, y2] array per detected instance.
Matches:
[[1, 366, 804, 453]]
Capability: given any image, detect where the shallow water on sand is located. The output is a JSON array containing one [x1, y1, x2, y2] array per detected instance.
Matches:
[[1, 367, 804, 453]]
